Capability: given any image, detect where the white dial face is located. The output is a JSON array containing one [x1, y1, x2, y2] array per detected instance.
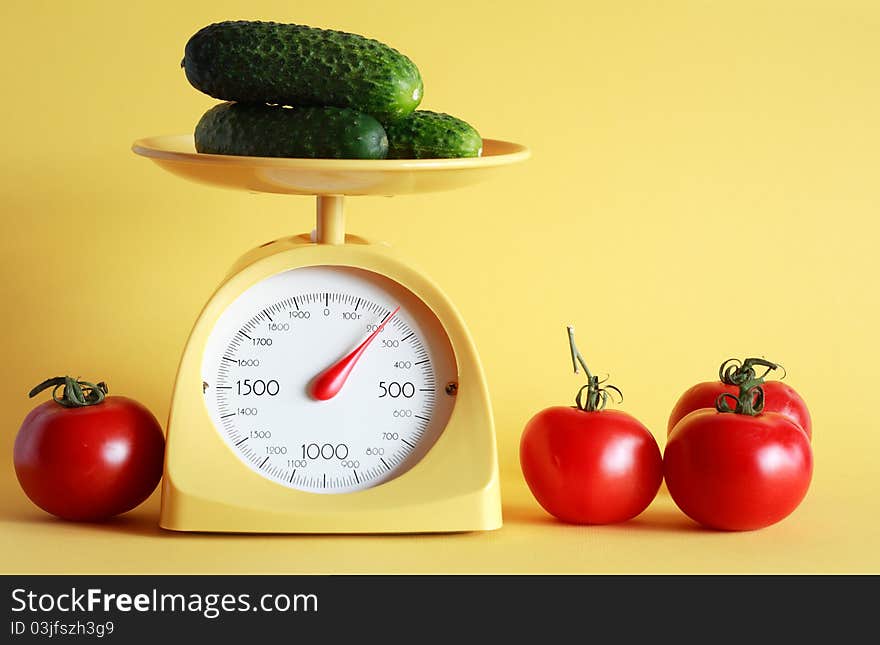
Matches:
[[201, 266, 458, 494]]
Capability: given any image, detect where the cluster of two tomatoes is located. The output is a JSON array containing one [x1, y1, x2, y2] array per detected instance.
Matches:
[[520, 329, 813, 531]]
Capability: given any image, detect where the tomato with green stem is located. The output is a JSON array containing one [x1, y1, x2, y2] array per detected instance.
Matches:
[[664, 381, 813, 531], [520, 327, 663, 525], [14, 376, 165, 521]]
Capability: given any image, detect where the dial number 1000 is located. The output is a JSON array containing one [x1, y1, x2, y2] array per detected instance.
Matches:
[[301, 443, 350, 460]]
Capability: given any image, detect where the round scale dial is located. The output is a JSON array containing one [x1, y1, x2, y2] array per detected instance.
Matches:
[[201, 266, 458, 494]]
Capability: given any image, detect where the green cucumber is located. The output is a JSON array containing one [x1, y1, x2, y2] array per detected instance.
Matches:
[[384, 111, 482, 159], [194, 103, 388, 159], [183, 20, 423, 123]]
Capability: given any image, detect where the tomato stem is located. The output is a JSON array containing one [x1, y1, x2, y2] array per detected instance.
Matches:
[[567, 326, 621, 412], [715, 357, 784, 417], [716, 384, 765, 416], [719, 357, 785, 387], [28, 376, 108, 408]]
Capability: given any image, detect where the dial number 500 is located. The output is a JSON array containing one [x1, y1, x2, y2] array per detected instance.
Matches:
[[378, 381, 415, 398]]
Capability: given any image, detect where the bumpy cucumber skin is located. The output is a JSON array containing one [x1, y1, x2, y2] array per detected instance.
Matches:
[[183, 21, 423, 123], [384, 110, 482, 159], [194, 103, 389, 159]]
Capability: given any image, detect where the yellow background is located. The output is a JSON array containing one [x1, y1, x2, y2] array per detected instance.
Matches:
[[2, 0, 878, 573]]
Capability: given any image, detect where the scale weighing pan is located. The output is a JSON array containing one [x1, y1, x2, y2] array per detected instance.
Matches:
[[133, 135, 529, 533], [132, 135, 529, 196]]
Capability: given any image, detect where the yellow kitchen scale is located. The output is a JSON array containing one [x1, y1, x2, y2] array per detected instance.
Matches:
[[132, 135, 529, 533]]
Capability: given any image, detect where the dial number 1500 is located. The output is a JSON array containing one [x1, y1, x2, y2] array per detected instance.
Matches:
[[237, 379, 280, 396]]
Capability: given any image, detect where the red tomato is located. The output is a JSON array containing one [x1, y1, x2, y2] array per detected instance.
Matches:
[[664, 409, 812, 531], [14, 381, 165, 521], [520, 407, 663, 524]]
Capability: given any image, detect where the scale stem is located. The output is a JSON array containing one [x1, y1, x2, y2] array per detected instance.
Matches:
[[316, 195, 345, 245]]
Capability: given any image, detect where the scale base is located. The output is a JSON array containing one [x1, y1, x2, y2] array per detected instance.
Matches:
[[160, 479, 502, 534], [160, 234, 502, 534]]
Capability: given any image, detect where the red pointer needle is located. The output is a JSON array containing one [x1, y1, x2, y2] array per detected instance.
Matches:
[[309, 306, 401, 401]]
